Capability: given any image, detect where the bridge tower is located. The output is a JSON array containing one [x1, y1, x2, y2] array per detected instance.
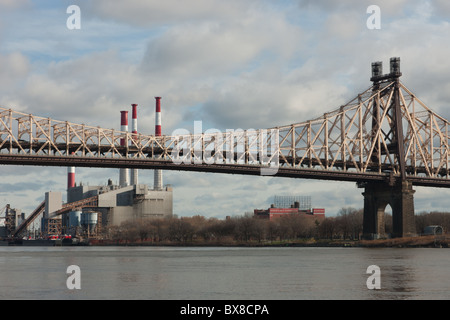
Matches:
[[361, 58, 416, 239]]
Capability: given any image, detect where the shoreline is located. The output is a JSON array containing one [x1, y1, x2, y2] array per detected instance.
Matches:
[[87, 235, 449, 248], [4, 235, 447, 248]]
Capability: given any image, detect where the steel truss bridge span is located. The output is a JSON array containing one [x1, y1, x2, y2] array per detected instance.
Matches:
[[1, 80, 450, 188]]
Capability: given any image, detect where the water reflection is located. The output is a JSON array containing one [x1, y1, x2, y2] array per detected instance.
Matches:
[[118, 272, 139, 283], [361, 249, 421, 299], [381, 265, 419, 299], [0, 247, 448, 299]]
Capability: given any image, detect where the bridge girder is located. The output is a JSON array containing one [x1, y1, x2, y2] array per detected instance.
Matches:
[[0, 78, 449, 187]]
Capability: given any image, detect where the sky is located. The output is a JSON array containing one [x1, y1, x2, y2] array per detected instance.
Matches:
[[1, 0, 450, 219]]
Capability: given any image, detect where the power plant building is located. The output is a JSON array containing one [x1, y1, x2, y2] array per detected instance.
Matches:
[[17, 179, 173, 240], [67, 180, 173, 226], [34, 170, 174, 238]]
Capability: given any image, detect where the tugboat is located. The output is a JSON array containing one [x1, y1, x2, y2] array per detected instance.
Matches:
[[21, 235, 75, 246]]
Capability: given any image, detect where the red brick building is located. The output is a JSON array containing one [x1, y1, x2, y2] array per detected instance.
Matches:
[[254, 207, 325, 221]]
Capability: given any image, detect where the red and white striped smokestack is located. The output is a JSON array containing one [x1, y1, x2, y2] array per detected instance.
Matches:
[[120, 110, 129, 187], [132, 104, 138, 135], [67, 166, 75, 189], [155, 97, 162, 137], [131, 104, 138, 185], [154, 97, 163, 190], [120, 110, 128, 146], [67, 151, 75, 189]]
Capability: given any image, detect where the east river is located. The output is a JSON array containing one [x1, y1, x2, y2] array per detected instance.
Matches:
[[0, 246, 448, 300]]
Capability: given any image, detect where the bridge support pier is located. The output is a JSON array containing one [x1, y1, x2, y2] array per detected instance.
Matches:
[[362, 181, 416, 239]]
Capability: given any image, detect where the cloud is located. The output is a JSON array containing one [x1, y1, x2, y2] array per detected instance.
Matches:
[[0, 165, 64, 213], [0, 181, 49, 193], [431, 0, 450, 17], [0, 0, 30, 9], [87, 0, 257, 27], [298, 0, 410, 15], [324, 11, 361, 40], [142, 22, 263, 79], [140, 5, 304, 81], [0, 2, 309, 134], [414, 187, 450, 212], [195, 77, 347, 131], [0, 52, 30, 88]]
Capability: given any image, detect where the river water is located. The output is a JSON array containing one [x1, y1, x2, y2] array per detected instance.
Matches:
[[0, 246, 449, 300]]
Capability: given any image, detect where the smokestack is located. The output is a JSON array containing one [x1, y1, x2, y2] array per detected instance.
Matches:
[[154, 97, 163, 190], [131, 104, 138, 136], [155, 97, 162, 136], [131, 104, 138, 185], [120, 110, 128, 145], [67, 151, 75, 190], [119, 110, 129, 187], [67, 166, 75, 189]]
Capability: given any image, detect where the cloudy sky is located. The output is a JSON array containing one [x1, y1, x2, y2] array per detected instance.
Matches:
[[1, 0, 450, 219]]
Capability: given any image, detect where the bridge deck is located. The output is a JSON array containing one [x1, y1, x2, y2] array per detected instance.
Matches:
[[1, 79, 450, 188]]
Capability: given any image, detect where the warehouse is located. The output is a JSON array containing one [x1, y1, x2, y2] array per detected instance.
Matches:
[[253, 195, 325, 221]]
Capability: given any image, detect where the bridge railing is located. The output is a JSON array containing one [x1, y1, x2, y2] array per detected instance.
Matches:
[[1, 80, 450, 182]]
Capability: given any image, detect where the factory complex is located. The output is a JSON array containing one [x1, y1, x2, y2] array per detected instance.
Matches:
[[0, 98, 173, 244]]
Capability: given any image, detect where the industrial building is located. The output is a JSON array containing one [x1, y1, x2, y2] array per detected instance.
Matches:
[[38, 179, 173, 239], [67, 180, 172, 225], [254, 195, 325, 221], [4, 97, 174, 241], [0, 205, 25, 238]]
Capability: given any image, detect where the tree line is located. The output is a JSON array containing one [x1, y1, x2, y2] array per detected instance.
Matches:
[[104, 208, 449, 244]]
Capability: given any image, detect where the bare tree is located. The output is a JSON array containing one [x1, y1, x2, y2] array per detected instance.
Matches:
[[336, 207, 363, 240], [265, 220, 280, 242], [234, 217, 255, 242], [318, 217, 336, 240], [120, 220, 139, 243], [167, 217, 194, 242]]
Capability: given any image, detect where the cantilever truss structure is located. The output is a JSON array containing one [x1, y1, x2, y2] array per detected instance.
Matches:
[[0, 79, 449, 188], [277, 80, 450, 186]]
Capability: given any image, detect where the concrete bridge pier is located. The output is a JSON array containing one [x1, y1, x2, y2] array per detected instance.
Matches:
[[362, 181, 416, 239]]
